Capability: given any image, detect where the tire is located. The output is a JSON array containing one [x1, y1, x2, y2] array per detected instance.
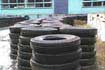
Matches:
[[18, 66, 31, 70], [32, 44, 80, 54], [81, 50, 96, 59], [60, 27, 97, 37], [9, 33, 20, 39], [30, 59, 80, 70], [10, 43, 18, 50], [18, 57, 31, 67], [9, 24, 29, 34], [10, 54, 17, 60], [10, 38, 19, 44], [19, 36, 31, 45], [81, 64, 97, 70], [18, 44, 31, 52], [81, 37, 96, 45], [10, 49, 17, 55], [18, 50, 32, 60], [80, 45, 95, 52], [20, 27, 58, 37], [31, 34, 80, 51], [80, 57, 96, 66], [33, 48, 82, 64]]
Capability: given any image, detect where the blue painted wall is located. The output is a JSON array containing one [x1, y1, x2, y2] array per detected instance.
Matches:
[[0, 0, 105, 19], [68, 0, 105, 14]]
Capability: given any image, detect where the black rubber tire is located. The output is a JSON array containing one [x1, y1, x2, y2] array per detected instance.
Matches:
[[18, 66, 31, 70], [10, 54, 17, 60], [80, 45, 95, 52], [32, 44, 80, 54], [10, 43, 18, 50], [80, 57, 96, 66], [9, 24, 29, 34], [10, 38, 19, 44], [19, 36, 31, 45], [60, 27, 97, 37], [81, 37, 96, 45], [9, 33, 20, 39], [30, 59, 80, 70], [18, 44, 31, 52], [18, 57, 31, 67], [81, 50, 96, 59], [18, 50, 32, 60], [33, 48, 82, 64], [81, 64, 97, 70], [10, 49, 17, 55], [20, 27, 58, 37], [31, 34, 80, 52]]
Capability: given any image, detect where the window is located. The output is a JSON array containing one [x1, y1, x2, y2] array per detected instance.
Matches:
[[1, 0, 52, 9], [36, 3, 43, 7], [44, 0, 51, 2], [18, 0, 24, 3], [83, 2, 91, 7], [2, 0, 8, 3], [28, 0, 34, 2], [44, 3, 52, 7], [93, 2, 102, 6], [35, 0, 43, 2], [103, 1, 105, 6], [83, 1, 104, 7]]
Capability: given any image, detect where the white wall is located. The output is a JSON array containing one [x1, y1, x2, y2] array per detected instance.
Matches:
[[88, 13, 105, 41]]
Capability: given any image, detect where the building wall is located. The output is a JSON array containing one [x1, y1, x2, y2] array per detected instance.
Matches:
[[0, 0, 105, 19], [68, 0, 105, 14]]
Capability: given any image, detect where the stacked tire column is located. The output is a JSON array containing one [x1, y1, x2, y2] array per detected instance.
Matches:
[[9, 24, 29, 59], [60, 27, 97, 70], [18, 27, 57, 70], [30, 34, 82, 70]]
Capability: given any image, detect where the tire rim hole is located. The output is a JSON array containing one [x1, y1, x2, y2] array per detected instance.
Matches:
[[44, 36, 65, 40]]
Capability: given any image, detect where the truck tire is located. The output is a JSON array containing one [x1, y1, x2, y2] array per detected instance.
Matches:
[[81, 50, 96, 59], [33, 48, 82, 64], [18, 57, 30, 67], [60, 27, 97, 37], [18, 66, 31, 70], [81, 64, 97, 70], [80, 57, 96, 66], [31, 34, 80, 52], [19, 36, 31, 45], [80, 45, 95, 52], [9, 23, 30, 34], [30, 59, 80, 70], [20, 27, 58, 37], [10, 38, 19, 44], [10, 49, 17, 55], [9, 33, 20, 39], [81, 37, 96, 45], [10, 54, 17, 59], [10, 43, 18, 50], [18, 44, 31, 52], [18, 50, 32, 60]]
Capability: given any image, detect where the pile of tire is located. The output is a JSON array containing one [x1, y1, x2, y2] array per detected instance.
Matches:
[[30, 34, 82, 70], [9, 23, 32, 60], [60, 27, 97, 70], [18, 27, 58, 70]]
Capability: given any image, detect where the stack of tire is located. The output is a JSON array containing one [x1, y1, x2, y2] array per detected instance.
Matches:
[[18, 27, 58, 70], [9, 23, 31, 60], [30, 34, 82, 70], [60, 27, 97, 70]]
